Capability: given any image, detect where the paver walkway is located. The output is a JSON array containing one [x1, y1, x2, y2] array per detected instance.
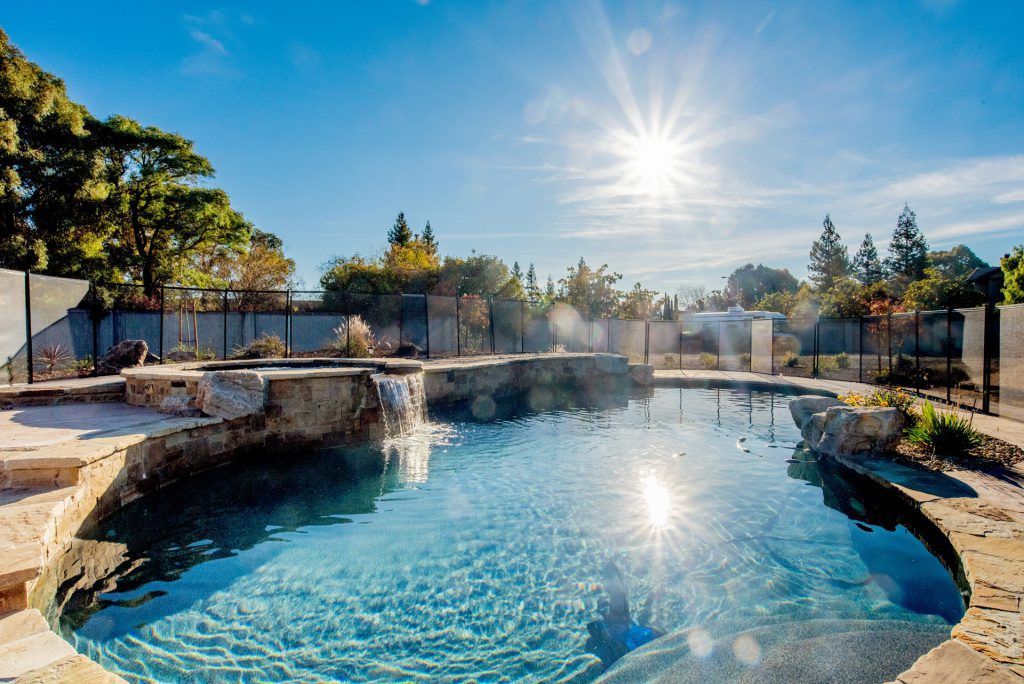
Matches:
[[0, 403, 170, 450]]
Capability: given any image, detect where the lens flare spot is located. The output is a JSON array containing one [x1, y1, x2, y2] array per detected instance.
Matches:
[[643, 475, 672, 529], [732, 634, 761, 666]]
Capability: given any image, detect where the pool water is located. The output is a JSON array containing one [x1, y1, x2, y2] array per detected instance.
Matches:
[[54, 388, 963, 683]]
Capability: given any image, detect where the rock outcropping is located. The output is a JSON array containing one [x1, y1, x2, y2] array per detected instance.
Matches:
[[96, 339, 149, 375], [196, 371, 267, 420], [789, 395, 903, 457]]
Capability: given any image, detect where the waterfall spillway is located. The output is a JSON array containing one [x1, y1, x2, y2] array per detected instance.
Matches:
[[372, 372, 428, 437]]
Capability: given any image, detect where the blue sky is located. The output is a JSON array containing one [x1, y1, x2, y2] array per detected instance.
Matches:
[[5, 1, 1024, 292]]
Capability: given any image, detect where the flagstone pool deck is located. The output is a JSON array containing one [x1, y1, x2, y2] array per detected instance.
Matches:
[[0, 358, 1021, 682]]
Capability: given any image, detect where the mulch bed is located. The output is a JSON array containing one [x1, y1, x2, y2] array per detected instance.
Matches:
[[892, 434, 1024, 472]]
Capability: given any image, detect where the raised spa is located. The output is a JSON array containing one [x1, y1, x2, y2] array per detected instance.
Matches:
[[48, 387, 963, 683]]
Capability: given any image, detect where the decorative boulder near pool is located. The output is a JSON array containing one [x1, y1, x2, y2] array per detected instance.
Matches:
[[196, 371, 268, 419], [629, 363, 654, 385], [790, 396, 903, 457], [97, 339, 149, 375]]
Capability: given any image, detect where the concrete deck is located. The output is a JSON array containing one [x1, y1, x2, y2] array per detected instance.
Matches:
[[0, 403, 172, 450]]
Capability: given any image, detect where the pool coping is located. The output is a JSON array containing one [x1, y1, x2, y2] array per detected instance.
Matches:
[[0, 365, 1021, 682]]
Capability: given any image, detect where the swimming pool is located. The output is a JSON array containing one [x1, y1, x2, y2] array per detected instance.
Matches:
[[51, 387, 963, 682]]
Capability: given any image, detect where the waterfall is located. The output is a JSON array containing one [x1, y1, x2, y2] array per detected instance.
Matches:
[[372, 372, 428, 437]]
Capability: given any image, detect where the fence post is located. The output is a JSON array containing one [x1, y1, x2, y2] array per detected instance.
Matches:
[[886, 312, 893, 378], [424, 295, 430, 359], [644, 320, 650, 365], [589, 317, 593, 353], [946, 305, 953, 405], [857, 316, 863, 384], [285, 290, 292, 358], [399, 295, 404, 354], [23, 271, 32, 385], [488, 298, 496, 355], [812, 317, 819, 379], [520, 301, 525, 353], [982, 303, 993, 413], [678, 319, 683, 371], [914, 310, 921, 395], [158, 285, 165, 364], [455, 296, 461, 357], [716, 321, 721, 371], [91, 283, 99, 376], [222, 289, 229, 359]]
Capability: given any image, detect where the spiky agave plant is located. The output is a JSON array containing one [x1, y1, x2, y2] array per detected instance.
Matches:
[[906, 401, 982, 456]]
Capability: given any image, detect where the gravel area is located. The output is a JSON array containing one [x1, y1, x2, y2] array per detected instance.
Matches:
[[893, 434, 1024, 472]]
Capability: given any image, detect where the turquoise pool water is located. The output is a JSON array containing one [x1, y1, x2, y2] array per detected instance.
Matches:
[[56, 388, 963, 682]]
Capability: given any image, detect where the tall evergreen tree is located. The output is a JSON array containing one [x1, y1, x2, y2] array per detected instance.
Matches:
[[885, 204, 928, 283], [387, 212, 414, 247], [808, 214, 851, 292], [511, 261, 523, 284], [525, 263, 541, 299], [852, 233, 884, 285], [545, 274, 556, 300], [421, 220, 437, 254]]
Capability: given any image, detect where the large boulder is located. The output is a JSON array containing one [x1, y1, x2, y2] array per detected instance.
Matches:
[[814, 406, 904, 456], [196, 371, 267, 419], [96, 339, 149, 375], [789, 395, 843, 429], [629, 363, 654, 385]]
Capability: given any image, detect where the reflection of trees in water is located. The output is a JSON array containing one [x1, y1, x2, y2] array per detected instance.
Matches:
[[54, 445, 401, 633]]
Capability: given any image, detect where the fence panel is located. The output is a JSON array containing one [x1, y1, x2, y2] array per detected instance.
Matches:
[[229, 290, 288, 358], [953, 307, 988, 410], [401, 294, 428, 357], [998, 304, 1024, 421], [751, 319, 773, 374], [679, 320, 718, 370], [0, 270, 28, 382], [773, 318, 815, 377], [27, 272, 92, 381], [550, 303, 590, 352], [492, 299, 523, 353], [916, 310, 948, 401], [648, 320, 681, 369], [608, 319, 645, 362], [719, 319, 752, 371], [816, 317, 860, 381], [426, 295, 458, 357], [523, 302, 552, 352], [458, 296, 491, 355], [289, 292, 346, 356]]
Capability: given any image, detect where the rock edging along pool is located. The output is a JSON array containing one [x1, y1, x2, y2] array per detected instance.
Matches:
[[39, 386, 971, 683]]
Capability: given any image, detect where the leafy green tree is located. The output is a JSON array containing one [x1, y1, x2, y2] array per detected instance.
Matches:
[[0, 28, 108, 275], [726, 263, 799, 308], [558, 258, 622, 316], [818, 280, 892, 318], [885, 204, 929, 286], [852, 233, 884, 285], [387, 212, 413, 247], [1003, 246, 1024, 304], [98, 116, 250, 295], [421, 220, 437, 254], [616, 283, 658, 318], [903, 268, 985, 310], [928, 244, 987, 278], [808, 214, 851, 292], [753, 291, 796, 317]]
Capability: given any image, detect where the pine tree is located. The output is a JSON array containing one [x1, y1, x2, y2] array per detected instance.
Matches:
[[885, 204, 928, 283], [511, 261, 523, 284], [545, 274, 556, 300], [526, 263, 541, 299], [852, 233, 884, 285], [387, 212, 414, 247], [421, 221, 437, 254], [808, 214, 851, 292]]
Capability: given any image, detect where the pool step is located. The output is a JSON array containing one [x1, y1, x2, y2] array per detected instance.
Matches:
[[598, 618, 951, 684]]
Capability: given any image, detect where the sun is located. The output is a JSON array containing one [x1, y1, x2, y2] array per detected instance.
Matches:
[[619, 132, 686, 196]]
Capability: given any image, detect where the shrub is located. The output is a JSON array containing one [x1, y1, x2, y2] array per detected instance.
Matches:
[[838, 388, 918, 426], [550, 344, 567, 353], [663, 353, 678, 368], [231, 334, 285, 360], [835, 352, 851, 369], [782, 351, 800, 368], [34, 343, 72, 374], [906, 401, 982, 455], [738, 352, 751, 368], [332, 315, 374, 358], [699, 352, 717, 369], [818, 355, 838, 372], [73, 357, 94, 378]]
